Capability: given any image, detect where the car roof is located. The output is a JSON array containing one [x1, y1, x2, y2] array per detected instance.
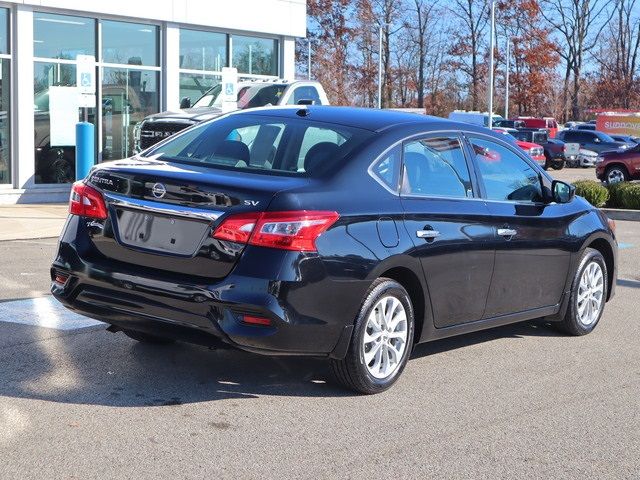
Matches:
[[232, 105, 497, 135]]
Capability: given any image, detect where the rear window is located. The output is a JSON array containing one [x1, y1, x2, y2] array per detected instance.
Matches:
[[142, 114, 373, 176]]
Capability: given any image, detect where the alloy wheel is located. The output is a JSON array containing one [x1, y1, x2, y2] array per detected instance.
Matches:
[[577, 261, 604, 327], [362, 296, 408, 379], [607, 168, 625, 184]]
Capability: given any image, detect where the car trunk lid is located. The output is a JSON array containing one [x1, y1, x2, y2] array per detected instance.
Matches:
[[85, 158, 307, 279]]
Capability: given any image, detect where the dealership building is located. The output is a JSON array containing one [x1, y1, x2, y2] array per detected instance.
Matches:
[[0, 0, 305, 203]]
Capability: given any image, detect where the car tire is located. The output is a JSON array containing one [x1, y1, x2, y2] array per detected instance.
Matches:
[[123, 329, 176, 345], [605, 165, 629, 184], [330, 278, 415, 394], [557, 248, 608, 336], [551, 161, 564, 170]]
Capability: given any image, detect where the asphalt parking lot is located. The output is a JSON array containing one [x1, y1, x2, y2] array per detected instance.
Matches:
[[0, 222, 640, 479], [1, 214, 639, 478], [551, 165, 599, 184]]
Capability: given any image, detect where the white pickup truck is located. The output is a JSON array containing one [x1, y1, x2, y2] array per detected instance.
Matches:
[[134, 80, 330, 152]]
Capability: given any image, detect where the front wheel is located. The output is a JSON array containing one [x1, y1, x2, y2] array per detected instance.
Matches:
[[551, 160, 565, 170], [331, 278, 415, 394], [557, 248, 607, 336]]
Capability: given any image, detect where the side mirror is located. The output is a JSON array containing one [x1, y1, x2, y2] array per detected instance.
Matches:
[[552, 180, 575, 204], [179, 97, 191, 109]]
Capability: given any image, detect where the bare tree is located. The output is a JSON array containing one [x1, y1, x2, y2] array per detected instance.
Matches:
[[448, 0, 490, 110], [540, 0, 615, 120], [593, 0, 640, 108], [404, 0, 439, 108]]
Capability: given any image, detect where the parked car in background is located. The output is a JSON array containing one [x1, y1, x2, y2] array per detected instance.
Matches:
[[51, 106, 617, 394], [595, 142, 640, 183], [564, 121, 584, 129], [134, 80, 329, 152], [576, 149, 599, 168], [610, 134, 640, 145], [556, 130, 631, 155], [447, 110, 505, 127], [492, 128, 545, 167], [511, 128, 569, 170], [515, 117, 559, 138]]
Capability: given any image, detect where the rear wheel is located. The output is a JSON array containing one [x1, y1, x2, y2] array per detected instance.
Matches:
[[605, 165, 629, 184], [331, 278, 415, 394], [123, 329, 176, 345], [551, 160, 564, 170], [557, 248, 607, 336]]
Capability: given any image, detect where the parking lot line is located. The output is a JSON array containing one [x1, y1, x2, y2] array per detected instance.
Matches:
[[0, 296, 102, 330]]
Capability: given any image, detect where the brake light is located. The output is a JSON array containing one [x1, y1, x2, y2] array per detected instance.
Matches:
[[212, 210, 339, 252], [69, 181, 108, 219]]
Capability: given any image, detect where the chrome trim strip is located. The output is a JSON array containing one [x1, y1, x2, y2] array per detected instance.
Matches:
[[104, 192, 224, 222]]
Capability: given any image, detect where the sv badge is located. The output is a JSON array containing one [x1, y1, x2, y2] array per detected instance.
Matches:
[[243, 200, 260, 206]]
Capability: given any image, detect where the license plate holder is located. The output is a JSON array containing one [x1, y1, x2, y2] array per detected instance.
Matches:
[[116, 209, 210, 256]]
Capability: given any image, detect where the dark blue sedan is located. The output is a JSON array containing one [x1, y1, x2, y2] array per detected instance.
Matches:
[[51, 106, 617, 394]]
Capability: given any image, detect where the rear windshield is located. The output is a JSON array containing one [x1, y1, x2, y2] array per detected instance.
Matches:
[[141, 114, 373, 176]]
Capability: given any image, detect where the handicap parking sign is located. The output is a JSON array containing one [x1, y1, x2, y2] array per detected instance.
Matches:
[[75, 54, 96, 94], [80, 72, 92, 87]]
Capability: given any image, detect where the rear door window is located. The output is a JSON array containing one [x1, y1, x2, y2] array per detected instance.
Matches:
[[371, 146, 401, 192], [401, 135, 473, 198]]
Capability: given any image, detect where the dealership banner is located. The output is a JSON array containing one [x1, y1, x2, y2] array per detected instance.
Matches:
[[596, 115, 640, 136]]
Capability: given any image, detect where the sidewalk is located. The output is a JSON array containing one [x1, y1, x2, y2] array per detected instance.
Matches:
[[0, 204, 68, 241]]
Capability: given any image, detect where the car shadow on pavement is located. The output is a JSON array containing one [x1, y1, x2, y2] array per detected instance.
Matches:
[[411, 320, 562, 359], [0, 320, 563, 406]]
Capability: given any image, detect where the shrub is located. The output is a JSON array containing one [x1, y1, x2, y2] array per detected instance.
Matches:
[[620, 182, 640, 210], [606, 182, 634, 208], [573, 180, 609, 207]]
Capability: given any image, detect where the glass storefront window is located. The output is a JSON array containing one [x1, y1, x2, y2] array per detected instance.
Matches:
[[102, 67, 159, 160], [232, 36, 278, 76], [179, 72, 220, 106], [34, 62, 97, 184], [0, 9, 8, 54], [180, 29, 226, 71], [0, 8, 9, 184], [34, 13, 95, 59], [102, 21, 158, 66], [0, 59, 9, 184]]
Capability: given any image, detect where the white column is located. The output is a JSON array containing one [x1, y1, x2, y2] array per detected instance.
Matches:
[[281, 37, 296, 81], [14, 5, 34, 189], [164, 23, 180, 111]]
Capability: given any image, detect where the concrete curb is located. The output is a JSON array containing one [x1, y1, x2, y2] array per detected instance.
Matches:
[[600, 208, 640, 221]]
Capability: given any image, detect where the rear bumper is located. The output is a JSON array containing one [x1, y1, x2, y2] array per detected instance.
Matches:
[[51, 240, 368, 358]]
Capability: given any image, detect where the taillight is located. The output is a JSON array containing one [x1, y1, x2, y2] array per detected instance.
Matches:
[[69, 181, 108, 220], [212, 210, 339, 252]]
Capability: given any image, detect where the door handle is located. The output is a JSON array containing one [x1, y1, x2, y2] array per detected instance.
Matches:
[[417, 229, 440, 239], [497, 228, 517, 238]]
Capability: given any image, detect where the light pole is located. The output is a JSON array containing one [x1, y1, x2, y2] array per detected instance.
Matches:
[[487, 0, 496, 127], [307, 38, 312, 80], [504, 36, 510, 119], [377, 24, 383, 109]]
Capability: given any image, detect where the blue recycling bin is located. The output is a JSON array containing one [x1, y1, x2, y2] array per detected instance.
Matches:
[[75, 121, 95, 180]]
